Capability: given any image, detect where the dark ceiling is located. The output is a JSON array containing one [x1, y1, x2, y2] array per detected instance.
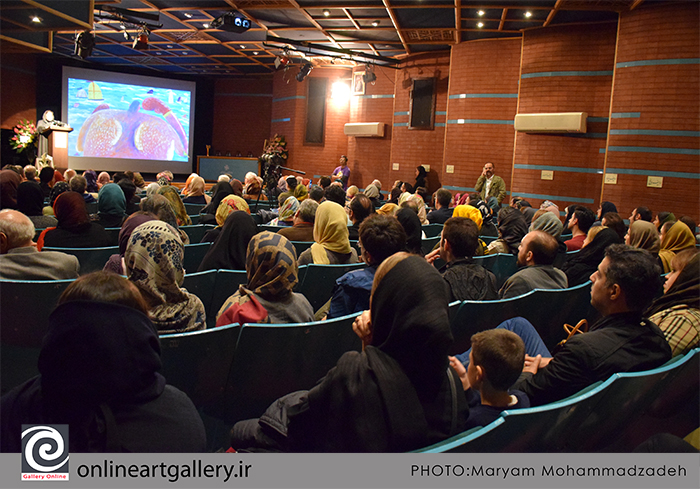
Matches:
[[1, 0, 649, 76]]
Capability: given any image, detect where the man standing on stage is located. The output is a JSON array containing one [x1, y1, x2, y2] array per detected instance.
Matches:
[[475, 161, 506, 213], [332, 155, 350, 190]]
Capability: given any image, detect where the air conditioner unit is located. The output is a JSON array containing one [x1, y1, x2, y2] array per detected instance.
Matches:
[[344, 122, 385, 137], [514, 112, 588, 133]]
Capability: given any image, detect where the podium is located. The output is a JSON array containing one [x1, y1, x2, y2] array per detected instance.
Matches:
[[38, 125, 73, 168]]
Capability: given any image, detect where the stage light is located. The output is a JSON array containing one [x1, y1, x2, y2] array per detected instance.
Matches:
[[362, 66, 376, 84], [274, 55, 290, 69], [74, 31, 95, 59], [133, 28, 149, 50], [323, 9, 330, 17], [296, 63, 313, 82], [331, 81, 350, 101]]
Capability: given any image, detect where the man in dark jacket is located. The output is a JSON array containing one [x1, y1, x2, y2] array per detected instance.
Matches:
[[426, 217, 497, 301], [512, 244, 672, 406], [427, 188, 453, 224]]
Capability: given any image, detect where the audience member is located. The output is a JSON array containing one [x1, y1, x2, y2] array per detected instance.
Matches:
[[427, 188, 453, 224], [601, 212, 626, 242], [199, 181, 234, 225], [69, 175, 96, 204], [347, 194, 373, 240], [582, 224, 606, 248], [564, 206, 596, 251], [182, 176, 211, 205], [327, 214, 405, 319], [595, 201, 618, 225], [45, 182, 70, 216], [426, 217, 497, 301], [318, 176, 331, 190], [308, 185, 325, 203], [23, 165, 38, 182], [132, 172, 146, 189], [653, 211, 675, 231], [270, 195, 299, 226], [158, 185, 192, 226], [38, 167, 54, 198], [140, 194, 189, 245], [278, 198, 317, 242], [125, 220, 205, 334], [646, 250, 699, 356], [510, 245, 671, 406], [298, 201, 358, 265], [658, 221, 696, 273], [201, 194, 250, 243], [117, 178, 140, 215], [181, 173, 198, 196], [626, 220, 661, 261], [324, 185, 346, 207], [488, 207, 527, 255], [499, 230, 567, 299], [0, 271, 206, 452], [363, 184, 381, 208], [377, 203, 399, 217], [449, 329, 529, 429], [83, 170, 99, 193], [0, 209, 78, 280], [198, 211, 258, 272], [97, 171, 111, 188], [103, 212, 156, 275], [92, 183, 126, 228], [396, 207, 423, 256], [629, 206, 652, 224], [231, 253, 468, 452], [37, 192, 112, 250], [561, 227, 622, 286], [216, 231, 314, 326], [16, 181, 57, 228]]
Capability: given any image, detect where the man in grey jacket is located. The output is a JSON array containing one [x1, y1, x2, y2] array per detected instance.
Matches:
[[0, 209, 79, 280], [499, 230, 567, 299]]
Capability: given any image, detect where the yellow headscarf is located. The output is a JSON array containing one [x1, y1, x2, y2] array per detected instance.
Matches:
[[377, 203, 399, 216], [453, 205, 483, 231], [310, 201, 352, 264], [216, 195, 250, 226], [658, 221, 696, 273]]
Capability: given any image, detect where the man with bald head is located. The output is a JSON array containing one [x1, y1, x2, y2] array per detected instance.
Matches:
[[499, 230, 567, 299], [0, 209, 79, 280]]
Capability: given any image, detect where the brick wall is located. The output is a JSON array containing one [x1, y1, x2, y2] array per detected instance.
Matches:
[[212, 78, 272, 157], [602, 2, 700, 223], [512, 23, 617, 212], [443, 39, 521, 201], [390, 53, 451, 194]]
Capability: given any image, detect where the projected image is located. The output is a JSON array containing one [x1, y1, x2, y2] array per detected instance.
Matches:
[[67, 78, 191, 162]]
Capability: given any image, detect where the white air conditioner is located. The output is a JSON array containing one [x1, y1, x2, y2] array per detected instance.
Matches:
[[514, 112, 588, 133], [344, 122, 385, 137]]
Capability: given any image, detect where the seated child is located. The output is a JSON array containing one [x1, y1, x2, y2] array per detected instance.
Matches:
[[449, 329, 530, 429]]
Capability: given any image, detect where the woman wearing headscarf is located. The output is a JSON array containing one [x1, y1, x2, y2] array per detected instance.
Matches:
[[626, 220, 661, 256], [292, 179, 309, 202], [181, 173, 198, 196], [653, 211, 676, 231], [139, 194, 190, 245], [37, 191, 112, 250], [216, 231, 314, 326], [243, 176, 266, 201], [16, 181, 57, 228], [125, 220, 206, 334], [158, 185, 192, 227], [595, 201, 617, 224], [646, 250, 700, 356], [488, 207, 528, 255], [198, 211, 258, 272], [103, 212, 157, 275], [0, 169, 21, 210], [560, 227, 623, 286], [182, 176, 211, 205], [389, 185, 402, 205], [363, 184, 381, 208], [93, 183, 127, 228], [396, 207, 423, 256], [658, 221, 696, 273], [376, 203, 398, 216], [201, 195, 251, 243], [43, 181, 70, 216], [415, 165, 427, 190], [230, 253, 468, 452], [409, 194, 428, 225], [453, 205, 483, 230], [199, 181, 234, 226], [298, 201, 358, 265], [0, 271, 206, 453], [269, 196, 299, 227], [97, 171, 111, 189], [83, 170, 99, 193]]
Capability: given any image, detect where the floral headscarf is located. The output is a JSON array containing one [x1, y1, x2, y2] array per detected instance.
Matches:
[[311, 201, 352, 264], [278, 195, 299, 222], [49, 182, 70, 207], [125, 220, 205, 334], [158, 185, 192, 226], [216, 195, 250, 226]]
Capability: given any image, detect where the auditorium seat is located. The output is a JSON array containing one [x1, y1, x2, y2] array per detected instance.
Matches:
[[0, 278, 75, 394], [42, 246, 119, 274], [421, 236, 440, 255], [180, 224, 215, 243], [297, 263, 366, 312], [182, 242, 212, 273], [223, 313, 362, 424], [473, 253, 518, 287], [207, 269, 248, 327], [421, 223, 443, 238], [104, 227, 120, 246], [182, 270, 217, 317], [291, 241, 313, 258], [184, 203, 206, 216]]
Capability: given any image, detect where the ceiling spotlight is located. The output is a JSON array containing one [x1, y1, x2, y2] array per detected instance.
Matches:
[[323, 9, 330, 17], [296, 62, 313, 82], [371, 21, 379, 27], [477, 22, 484, 28], [477, 10, 485, 16], [253, 51, 259, 55], [167, 45, 173, 48], [123, 30, 131, 40], [362, 68, 376, 84], [133, 28, 150, 50], [240, 44, 246, 49], [74, 31, 95, 59], [525, 11, 532, 18], [274, 55, 290, 69], [31, 16, 42, 23], [184, 12, 193, 18], [202, 23, 210, 28], [119, 23, 125, 30]]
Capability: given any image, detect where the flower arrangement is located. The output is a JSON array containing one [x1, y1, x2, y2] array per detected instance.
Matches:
[[9, 119, 37, 153], [36, 153, 54, 171], [261, 134, 288, 161]]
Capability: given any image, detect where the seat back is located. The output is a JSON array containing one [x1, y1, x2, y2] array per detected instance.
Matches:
[[208, 269, 248, 326], [0, 278, 75, 394], [85, 202, 98, 214], [104, 227, 120, 246], [553, 249, 580, 268], [42, 246, 119, 275], [182, 242, 212, 273], [291, 241, 314, 258], [182, 270, 217, 318], [448, 296, 520, 354], [473, 253, 518, 287], [224, 314, 362, 424], [297, 263, 366, 311], [184, 203, 205, 216], [421, 236, 440, 255], [421, 223, 443, 238], [180, 224, 212, 244]]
